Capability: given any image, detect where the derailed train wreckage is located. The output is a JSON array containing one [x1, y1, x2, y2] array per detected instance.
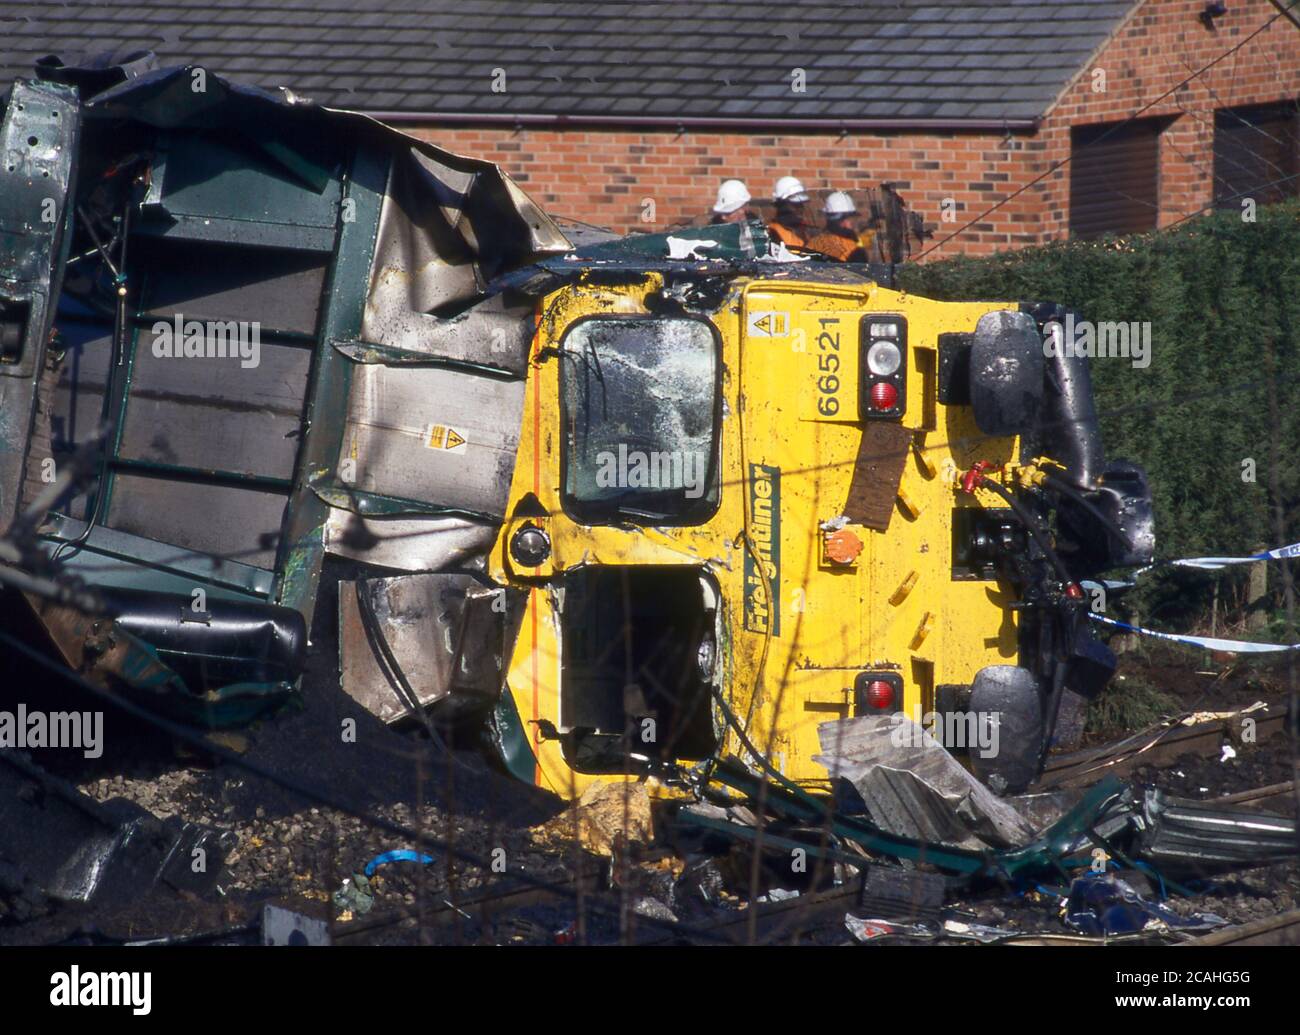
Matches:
[[1, 58, 1294, 913]]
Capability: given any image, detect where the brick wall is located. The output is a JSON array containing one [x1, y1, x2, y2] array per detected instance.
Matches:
[[402, 0, 1299, 258], [1036, 0, 1300, 240], [408, 123, 1035, 255]]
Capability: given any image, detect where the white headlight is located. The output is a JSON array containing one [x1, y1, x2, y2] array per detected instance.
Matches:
[[867, 339, 901, 376]]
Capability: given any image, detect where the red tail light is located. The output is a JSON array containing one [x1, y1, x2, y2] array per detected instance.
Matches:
[[854, 671, 902, 713], [864, 680, 895, 709], [869, 381, 898, 411]]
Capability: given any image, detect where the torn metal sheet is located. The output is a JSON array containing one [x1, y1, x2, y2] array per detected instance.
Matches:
[[0, 748, 235, 906], [350, 289, 536, 377], [1132, 787, 1299, 872], [814, 715, 1036, 850], [340, 573, 478, 724], [322, 510, 498, 571], [705, 757, 1137, 880], [339, 573, 523, 725], [0, 79, 80, 534], [361, 151, 542, 376]]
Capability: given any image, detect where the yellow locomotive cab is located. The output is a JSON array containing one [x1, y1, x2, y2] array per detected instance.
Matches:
[[485, 268, 1145, 800]]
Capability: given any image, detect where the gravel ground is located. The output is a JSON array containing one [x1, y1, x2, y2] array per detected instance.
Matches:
[[3, 626, 1297, 945]]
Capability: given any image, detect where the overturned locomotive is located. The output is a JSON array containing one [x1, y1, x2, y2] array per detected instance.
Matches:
[[0, 57, 1152, 800]]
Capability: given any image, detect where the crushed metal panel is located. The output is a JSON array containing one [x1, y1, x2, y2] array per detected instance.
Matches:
[[815, 715, 1036, 850], [334, 360, 524, 520], [0, 79, 80, 532], [322, 510, 498, 570], [338, 572, 480, 724], [0, 57, 573, 719], [448, 583, 526, 700], [364, 151, 482, 318], [1134, 787, 1299, 871], [44, 61, 563, 631], [361, 287, 537, 378]]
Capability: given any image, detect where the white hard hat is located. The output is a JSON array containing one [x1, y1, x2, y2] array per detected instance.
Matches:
[[773, 176, 810, 203], [713, 178, 752, 214], [823, 190, 856, 216]]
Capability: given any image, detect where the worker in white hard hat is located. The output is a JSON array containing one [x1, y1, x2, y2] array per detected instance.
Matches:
[[710, 178, 752, 225], [767, 175, 816, 249], [804, 190, 875, 262]]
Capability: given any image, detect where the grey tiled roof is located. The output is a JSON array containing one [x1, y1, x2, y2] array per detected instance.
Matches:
[[0, 0, 1139, 122]]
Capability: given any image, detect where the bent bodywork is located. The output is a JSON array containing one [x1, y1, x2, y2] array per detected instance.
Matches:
[[0, 58, 1153, 801], [483, 272, 1153, 799], [0, 57, 566, 723]]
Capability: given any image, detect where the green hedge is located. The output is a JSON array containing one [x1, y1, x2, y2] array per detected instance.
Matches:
[[899, 201, 1300, 625]]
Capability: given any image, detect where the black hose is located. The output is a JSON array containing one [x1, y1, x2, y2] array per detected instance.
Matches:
[[355, 577, 464, 767], [976, 476, 1076, 589], [1041, 472, 1130, 546], [709, 683, 818, 803], [1037, 659, 1069, 775]]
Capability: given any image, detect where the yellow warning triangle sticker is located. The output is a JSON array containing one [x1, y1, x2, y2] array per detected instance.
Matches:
[[425, 423, 468, 453]]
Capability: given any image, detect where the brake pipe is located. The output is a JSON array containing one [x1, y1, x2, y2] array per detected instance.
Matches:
[[959, 464, 1078, 594]]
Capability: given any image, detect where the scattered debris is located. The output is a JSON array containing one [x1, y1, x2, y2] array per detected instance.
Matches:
[[363, 849, 434, 878], [1063, 873, 1227, 937], [845, 915, 935, 942], [941, 918, 1021, 943], [0, 749, 233, 917], [530, 782, 654, 857], [262, 904, 330, 946], [332, 874, 375, 917], [815, 715, 1037, 849]]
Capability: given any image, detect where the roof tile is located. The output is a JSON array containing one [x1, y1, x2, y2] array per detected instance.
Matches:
[[0, 0, 1139, 121]]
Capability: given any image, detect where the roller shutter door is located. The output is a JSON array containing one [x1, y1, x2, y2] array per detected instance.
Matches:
[[1069, 120, 1161, 239], [1214, 103, 1299, 208]]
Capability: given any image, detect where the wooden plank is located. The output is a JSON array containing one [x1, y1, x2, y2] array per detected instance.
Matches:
[[843, 422, 911, 531], [1038, 706, 1285, 789], [1186, 908, 1300, 947]]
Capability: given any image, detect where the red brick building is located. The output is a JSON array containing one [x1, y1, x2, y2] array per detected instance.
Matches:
[[7, 0, 1298, 256]]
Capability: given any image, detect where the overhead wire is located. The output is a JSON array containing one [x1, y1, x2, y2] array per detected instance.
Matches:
[[913, 0, 1300, 261]]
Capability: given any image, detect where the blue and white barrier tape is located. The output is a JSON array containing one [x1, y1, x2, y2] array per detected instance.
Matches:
[[1133, 540, 1300, 576], [1077, 540, 1300, 653], [1089, 613, 1300, 654], [1170, 541, 1300, 571]]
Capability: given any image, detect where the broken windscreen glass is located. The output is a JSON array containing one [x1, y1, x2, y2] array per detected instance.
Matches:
[[560, 317, 720, 525]]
